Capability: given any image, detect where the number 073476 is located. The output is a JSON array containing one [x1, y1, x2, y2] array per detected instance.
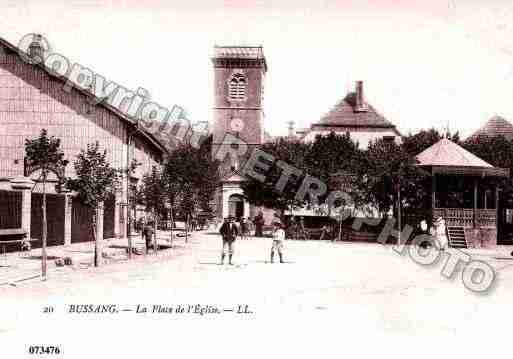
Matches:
[[28, 346, 61, 355]]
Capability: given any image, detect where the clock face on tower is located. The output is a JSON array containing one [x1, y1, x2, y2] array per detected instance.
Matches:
[[230, 118, 245, 132]]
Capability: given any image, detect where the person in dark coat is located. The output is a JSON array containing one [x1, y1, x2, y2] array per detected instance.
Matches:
[[254, 211, 264, 237], [219, 217, 239, 265], [239, 217, 248, 240], [143, 221, 154, 254]]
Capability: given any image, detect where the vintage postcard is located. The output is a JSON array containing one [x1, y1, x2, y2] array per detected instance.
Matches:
[[1, 1, 512, 358]]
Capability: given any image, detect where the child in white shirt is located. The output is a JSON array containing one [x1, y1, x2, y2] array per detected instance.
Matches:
[[271, 222, 286, 263]]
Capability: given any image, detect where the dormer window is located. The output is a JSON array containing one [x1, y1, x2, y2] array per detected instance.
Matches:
[[383, 136, 395, 143], [228, 73, 247, 101]]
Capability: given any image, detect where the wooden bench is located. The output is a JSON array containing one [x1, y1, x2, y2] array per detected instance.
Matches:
[[0, 229, 31, 255], [0, 228, 28, 241]]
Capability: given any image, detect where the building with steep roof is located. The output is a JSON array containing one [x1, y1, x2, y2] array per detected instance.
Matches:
[[0, 35, 167, 246], [301, 81, 401, 147], [468, 115, 513, 140]]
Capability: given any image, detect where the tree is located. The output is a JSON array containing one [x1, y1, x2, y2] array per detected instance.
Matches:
[[162, 164, 179, 246], [126, 159, 141, 258], [305, 132, 361, 185], [359, 138, 428, 218], [139, 166, 167, 253], [463, 134, 513, 198], [463, 135, 513, 171], [66, 142, 119, 267], [241, 134, 369, 219], [163, 135, 220, 227], [241, 138, 311, 217], [178, 182, 195, 243], [25, 129, 68, 280], [304, 132, 366, 215]]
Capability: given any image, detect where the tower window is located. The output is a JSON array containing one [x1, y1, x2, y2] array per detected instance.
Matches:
[[230, 155, 239, 172], [228, 73, 247, 101]]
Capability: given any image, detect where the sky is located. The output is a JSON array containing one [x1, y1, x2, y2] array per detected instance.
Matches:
[[2, 0, 513, 138]]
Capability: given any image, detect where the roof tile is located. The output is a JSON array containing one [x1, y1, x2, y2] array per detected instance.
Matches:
[[313, 92, 397, 129], [416, 138, 493, 168], [469, 115, 513, 140]]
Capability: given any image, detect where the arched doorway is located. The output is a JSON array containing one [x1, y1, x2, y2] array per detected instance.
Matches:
[[228, 194, 244, 219]]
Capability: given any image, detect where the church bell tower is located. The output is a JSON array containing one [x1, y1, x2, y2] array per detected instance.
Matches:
[[211, 46, 267, 219]]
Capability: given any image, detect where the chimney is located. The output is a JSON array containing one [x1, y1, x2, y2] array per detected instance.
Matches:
[[28, 34, 45, 64], [355, 80, 366, 112], [287, 121, 295, 138]]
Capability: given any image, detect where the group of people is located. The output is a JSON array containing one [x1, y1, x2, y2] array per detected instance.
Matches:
[[219, 214, 286, 265], [224, 213, 266, 239], [418, 216, 448, 250]]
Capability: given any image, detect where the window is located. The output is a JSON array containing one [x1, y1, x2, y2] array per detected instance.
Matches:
[[383, 136, 395, 143], [228, 73, 247, 101], [229, 155, 239, 172]]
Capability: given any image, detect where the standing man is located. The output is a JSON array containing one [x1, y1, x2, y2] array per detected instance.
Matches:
[[143, 220, 154, 254], [254, 211, 264, 237], [240, 218, 248, 240], [219, 217, 238, 265]]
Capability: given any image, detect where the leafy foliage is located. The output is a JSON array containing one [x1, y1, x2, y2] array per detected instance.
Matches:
[[25, 129, 68, 179], [66, 142, 120, 209], [241, 132, 428, 216], [305, 132, 362, 189], [463, 135, 513, 170], [163, 135, 220, 219], [241, 138, 311, 213], [402, 128, 460, 157], [238, 128, 513, 219], [139, 166, 167, 216], [359, 138, 428, 214], [463, 134, 513, 196]]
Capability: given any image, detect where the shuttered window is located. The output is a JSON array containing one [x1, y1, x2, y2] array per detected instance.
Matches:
[[228, 73, 246, 101]]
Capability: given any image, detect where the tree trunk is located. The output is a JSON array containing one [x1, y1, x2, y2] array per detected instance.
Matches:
[[41, 174, 47, 280], [93, 209, 101, 267], [127, 203, 132, 260], [169, 208, 174, 248], [153, 210, 158, 255], [185, 213, 188, 244], [338, 210, 343, 242]]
